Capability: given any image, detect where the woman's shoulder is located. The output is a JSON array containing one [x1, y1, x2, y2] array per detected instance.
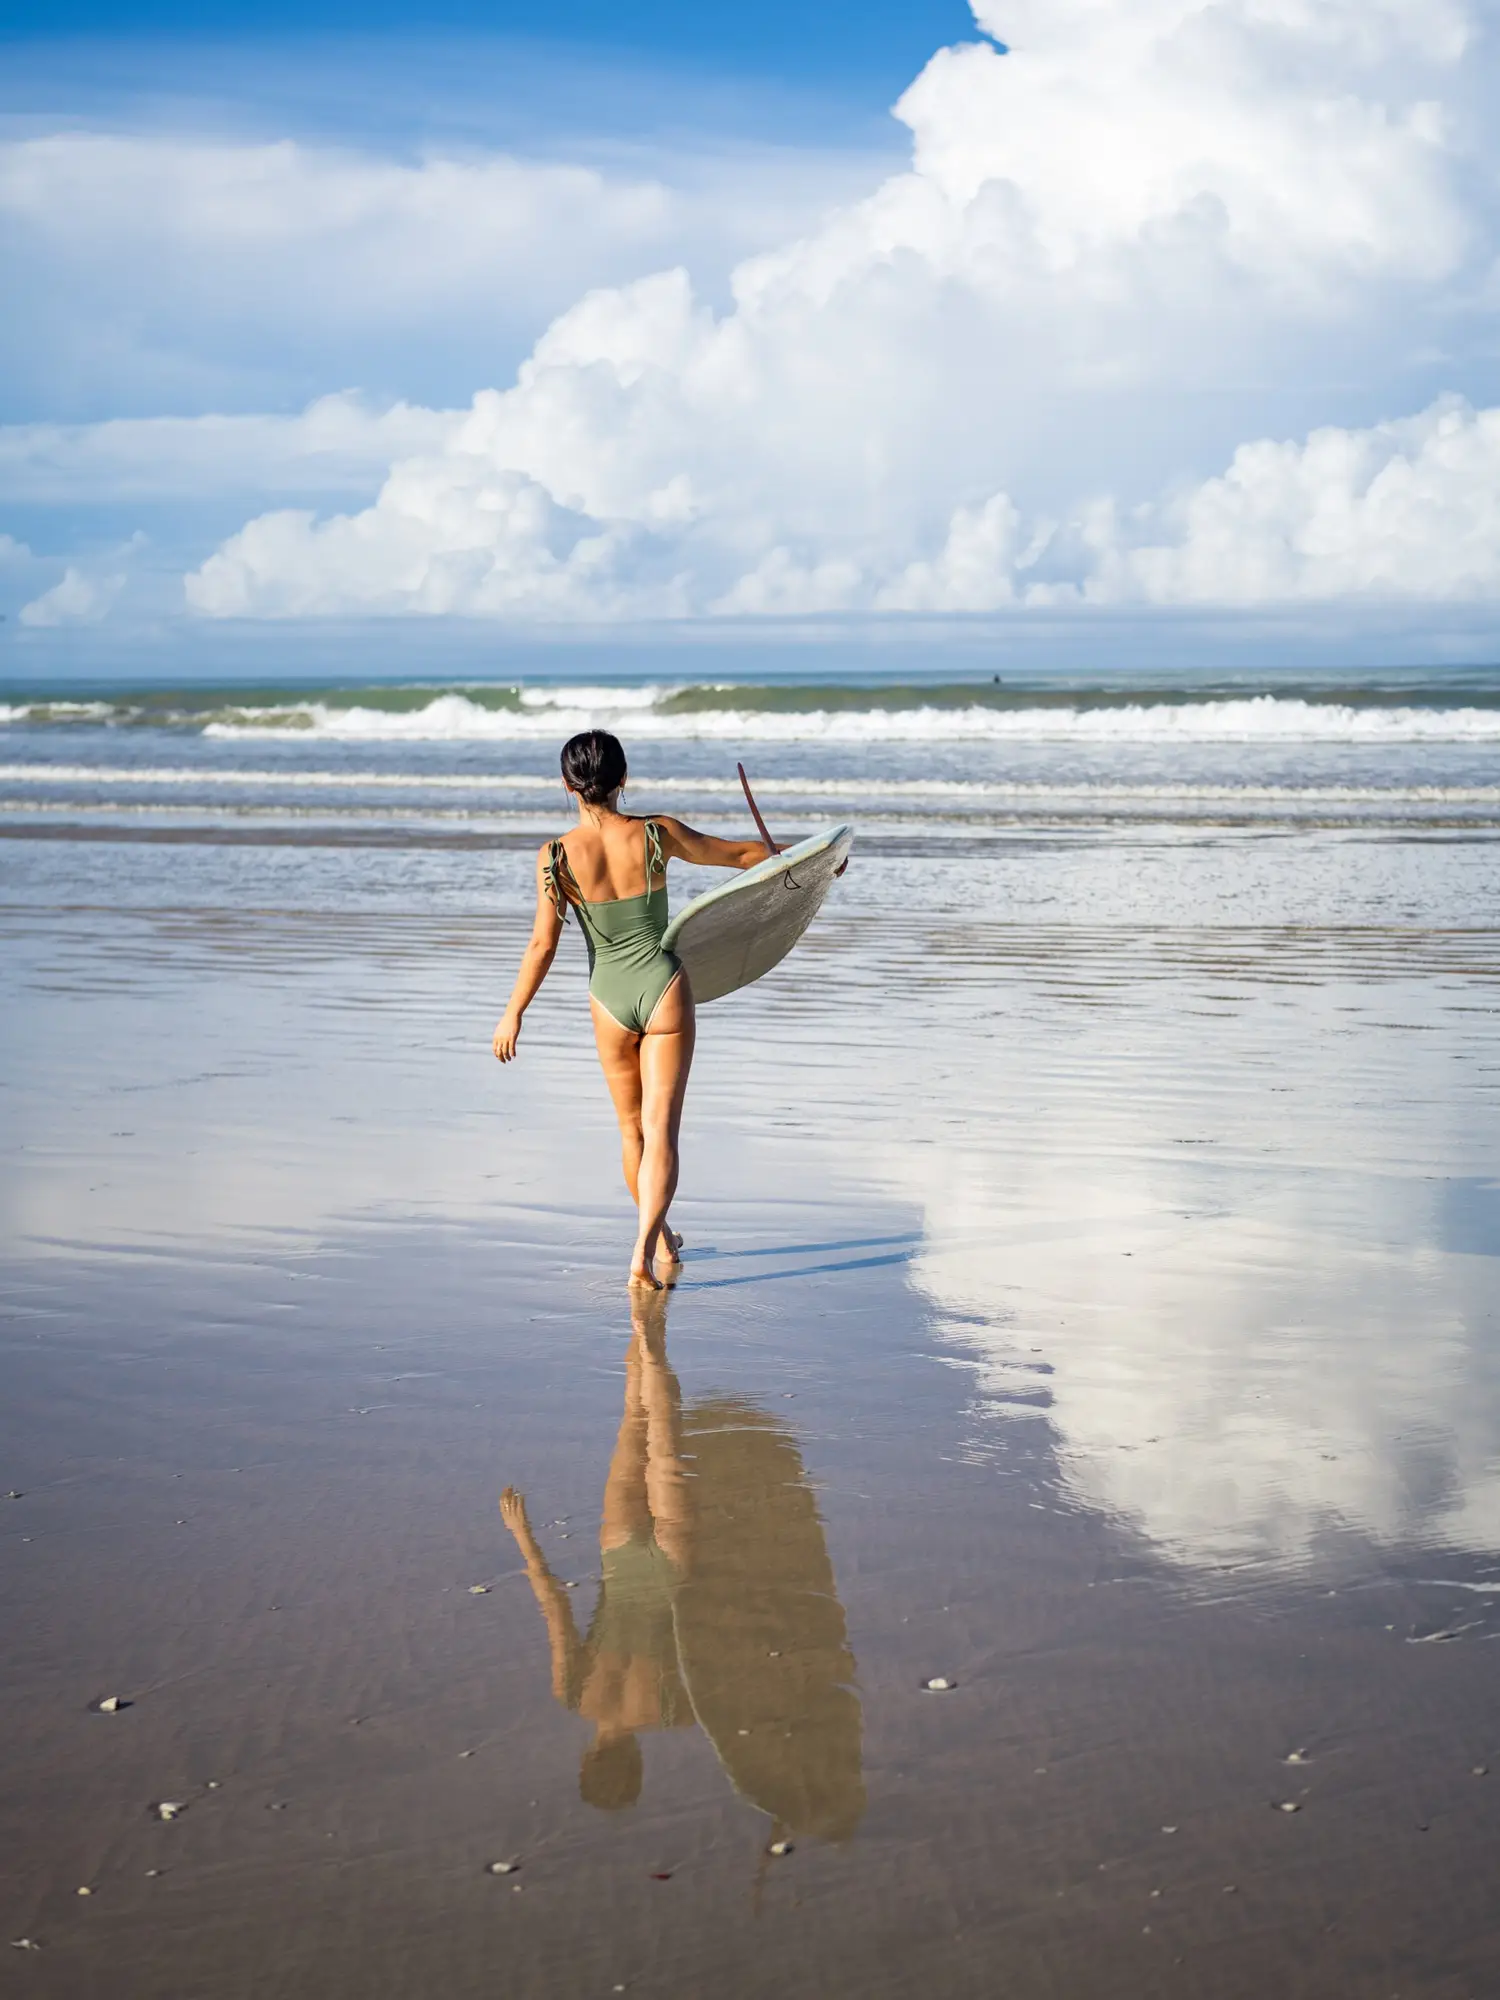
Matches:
[[537, 830, 584, 873]]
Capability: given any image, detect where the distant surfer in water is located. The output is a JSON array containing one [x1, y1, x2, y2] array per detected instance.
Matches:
[[492, 729, 774, 1287]]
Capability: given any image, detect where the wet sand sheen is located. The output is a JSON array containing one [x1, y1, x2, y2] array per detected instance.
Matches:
[[2, 863, 1499, 1998]]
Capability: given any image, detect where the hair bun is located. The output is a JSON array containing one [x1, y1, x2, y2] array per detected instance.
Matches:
[[560, 729, 628, 805]]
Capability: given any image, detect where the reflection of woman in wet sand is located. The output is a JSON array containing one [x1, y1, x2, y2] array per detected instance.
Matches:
[[491, 729, 774, 1288], [502, 1289, 695, 1809], [502, 1290, 865, 1841]]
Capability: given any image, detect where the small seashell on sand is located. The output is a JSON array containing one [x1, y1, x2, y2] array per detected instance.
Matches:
[[1472, 1765, 1489, 1777], [768, 1840, 794, 1857], [12, 1938, 40, 1950], [468, 1585, 490, 1596], [1274, 1801, 1301, 1813], [922, 1676, 956, 1692], [6, 1491, 22, 1501], [1283, 1749, 1311, 1764], [486, 1860, 519, 1875], [153, 1802, 185, 1822], [96, 1695, 129, 1713], [75, 1888, 92, 1898], [1161, 1826, 1178, 1835]]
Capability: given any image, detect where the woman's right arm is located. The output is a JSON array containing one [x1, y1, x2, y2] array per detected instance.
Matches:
[[655, 815, 774, 872], [501, 1487, 584, 1706], [492, 846, 565, 1062]]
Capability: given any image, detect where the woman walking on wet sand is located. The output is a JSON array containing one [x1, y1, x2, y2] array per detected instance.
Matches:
[[492, 729, 774, 1287]]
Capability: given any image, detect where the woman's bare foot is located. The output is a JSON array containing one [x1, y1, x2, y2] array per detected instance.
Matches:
[[660, 1224, 684, 1265], [628, 1252, 661, 1290]]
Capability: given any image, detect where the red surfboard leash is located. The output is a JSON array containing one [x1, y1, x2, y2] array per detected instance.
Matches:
[[736, 761, 848, 875], [737, 761, 781, 854]]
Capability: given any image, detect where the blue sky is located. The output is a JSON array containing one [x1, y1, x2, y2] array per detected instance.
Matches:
[[3, 0, 1499, 669], [0, 1, 977, 93]]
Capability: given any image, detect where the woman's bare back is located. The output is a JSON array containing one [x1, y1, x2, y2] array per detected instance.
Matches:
[[553, 814, 663, 904]]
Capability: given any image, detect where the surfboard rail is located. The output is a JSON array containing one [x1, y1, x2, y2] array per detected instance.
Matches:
[[661, 823, 853, 1004]]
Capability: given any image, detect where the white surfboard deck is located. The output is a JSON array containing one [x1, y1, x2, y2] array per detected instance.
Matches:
[[661, 824, 852, 1004]]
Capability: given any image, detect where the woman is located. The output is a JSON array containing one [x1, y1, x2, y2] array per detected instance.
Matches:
[[500, 1287, 865, 1839], [492, 728, 773, 1286], [500, 1287, 694, 1811]]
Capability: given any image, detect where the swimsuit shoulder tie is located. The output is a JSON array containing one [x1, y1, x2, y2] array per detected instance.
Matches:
[[644, 818, 665, 882], [544, 837, 575, 922]]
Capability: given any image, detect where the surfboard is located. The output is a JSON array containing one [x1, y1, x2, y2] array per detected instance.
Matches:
[[674, 1396, 865, 1842], [660, 824, 852, 1004]]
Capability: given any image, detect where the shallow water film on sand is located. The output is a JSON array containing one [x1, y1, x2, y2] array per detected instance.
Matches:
[[2, 672, 1499, 1998]]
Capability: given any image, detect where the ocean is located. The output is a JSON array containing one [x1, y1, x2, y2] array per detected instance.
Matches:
[[4, 662, 1500, 1994], [4, 667, 1500, 860]]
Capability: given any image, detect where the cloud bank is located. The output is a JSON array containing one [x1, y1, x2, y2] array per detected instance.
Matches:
[[11, 0, 1500, 631], [0, 128, 880, 420], [180, 0, 1500, 623]]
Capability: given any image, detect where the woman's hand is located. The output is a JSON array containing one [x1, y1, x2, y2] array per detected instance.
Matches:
[[493, 1011, 522, 1062], [500, 1485, 531, 1537]]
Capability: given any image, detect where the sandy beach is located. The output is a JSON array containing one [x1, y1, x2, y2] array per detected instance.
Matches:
[[3, 706, 1500, 1997], [9, 0, 1500, 1971]]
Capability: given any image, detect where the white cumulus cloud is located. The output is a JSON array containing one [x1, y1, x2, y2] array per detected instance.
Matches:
[[0, 395, 461, 503], [1082, 397, 1500, 604], [0, 129, 882, 416], [115, 0, 1500, 625], [20, 565, 126, 627]]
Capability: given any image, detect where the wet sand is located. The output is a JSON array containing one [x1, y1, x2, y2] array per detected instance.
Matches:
[[3, 835, 1500, 1998]]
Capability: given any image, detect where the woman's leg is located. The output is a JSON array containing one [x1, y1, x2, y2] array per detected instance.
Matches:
[[591, 994, 686, 1268], [590, 999, 644, 1205], [631, 976, 695, 1286], [599, 1332, 651, 1552], [632, 1291, 695, 1574]]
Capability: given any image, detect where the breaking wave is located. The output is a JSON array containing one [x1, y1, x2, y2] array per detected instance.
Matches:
[[199, 692, 1500, 745]]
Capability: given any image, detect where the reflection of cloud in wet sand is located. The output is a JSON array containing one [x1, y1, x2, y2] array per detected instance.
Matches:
[[504, 1295, 863, 1841], [861, 944, 1500, 1577], [917, 1198, 1500, 1573]]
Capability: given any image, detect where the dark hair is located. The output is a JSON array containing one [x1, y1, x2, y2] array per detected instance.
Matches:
[[579, 1730, 642, 1811], [560, 730, 627, 805]]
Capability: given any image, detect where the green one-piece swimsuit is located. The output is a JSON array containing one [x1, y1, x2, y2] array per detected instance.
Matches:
[[546, 818, 683, 1034]]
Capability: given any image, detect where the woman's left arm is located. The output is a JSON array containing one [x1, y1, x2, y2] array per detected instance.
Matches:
[[654, 816, 774, 872]]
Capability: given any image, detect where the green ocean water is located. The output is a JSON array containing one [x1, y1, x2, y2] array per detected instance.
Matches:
[[4, 667, 1500, 733]]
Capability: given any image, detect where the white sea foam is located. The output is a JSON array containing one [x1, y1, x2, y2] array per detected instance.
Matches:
[[0, 701, 114, 724], [196, 694, 1500, 745], [514, 683, 691, 711], [0, 763, 563, 790], [3, 763, 1500, 806]]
